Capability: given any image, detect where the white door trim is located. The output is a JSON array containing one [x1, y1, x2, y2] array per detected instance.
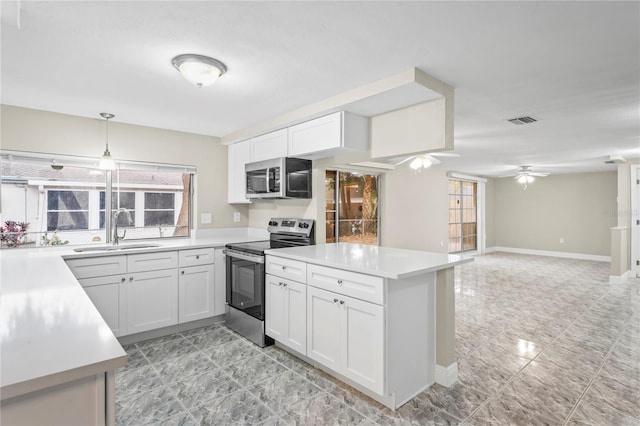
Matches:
[[631, 165, 640, 278]]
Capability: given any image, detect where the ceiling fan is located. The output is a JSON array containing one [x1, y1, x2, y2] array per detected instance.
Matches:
[[502, 166, 549, 188], [393, 152, 461, 171]]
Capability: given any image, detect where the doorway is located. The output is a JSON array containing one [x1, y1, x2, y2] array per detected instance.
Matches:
[[325, 170, 380, 246], [448, 179, 477, 253]]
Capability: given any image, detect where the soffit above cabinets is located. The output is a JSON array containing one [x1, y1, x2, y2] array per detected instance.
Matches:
[[220, 67, 449, 145], [340, 81, 442, 118]]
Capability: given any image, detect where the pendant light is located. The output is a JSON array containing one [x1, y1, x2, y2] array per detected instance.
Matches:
[[98, 112, 116, 170], [171, 54, 227, 88]]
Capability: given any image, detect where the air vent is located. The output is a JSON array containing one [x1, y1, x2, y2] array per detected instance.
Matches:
[[507, 116, 538, 125]]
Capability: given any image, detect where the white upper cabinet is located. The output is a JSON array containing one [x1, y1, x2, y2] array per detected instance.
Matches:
[[250, 129, 288, 162], [227, 140, 252, 204], [288, 112, 368, 159]]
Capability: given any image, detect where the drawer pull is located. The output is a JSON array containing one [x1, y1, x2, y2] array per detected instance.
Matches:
[[196, 255, 200, 259], [121, 277, 126, 283], [282, 266, 287, 270], [129, 276, 134, 282], [337, 279, 343, 285], [279, 282, 284, 286], [333, 298, 339, 303], [283, 283, 288, 287], [181, 270, 185, 275], [339, 300, 345, 305]]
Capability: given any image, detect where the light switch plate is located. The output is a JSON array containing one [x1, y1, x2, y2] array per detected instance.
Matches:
[[201, 213, 212, 224], [233, 212, 241, 222]]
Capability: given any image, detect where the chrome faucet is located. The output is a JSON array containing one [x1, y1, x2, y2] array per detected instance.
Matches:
[[112, 208, 130, 245]]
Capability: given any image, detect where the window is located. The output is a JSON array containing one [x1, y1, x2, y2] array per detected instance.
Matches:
[[325, 170, 380, 245], [0, 150, 195, 248], [47, 190, 89, 231], [144, 193, 175, 226], [100, 192, 135, 228], [448, 179, 477, 253]]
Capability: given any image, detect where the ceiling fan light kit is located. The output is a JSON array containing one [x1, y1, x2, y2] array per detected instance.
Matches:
[[510, 165, 549, 190]]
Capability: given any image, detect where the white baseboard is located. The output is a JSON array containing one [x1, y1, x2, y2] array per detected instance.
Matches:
[[486, 246, 610, 262], [609, 270, 630, 284], [435, 363, 458, 387]]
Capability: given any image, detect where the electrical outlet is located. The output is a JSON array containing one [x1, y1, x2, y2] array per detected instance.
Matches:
[[559, 238, 565, 244], [233, 212, 241, 223], [201, 213, 212, 224]]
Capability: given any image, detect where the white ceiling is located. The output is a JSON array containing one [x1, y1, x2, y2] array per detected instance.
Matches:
[[1, 1, 638, 177]]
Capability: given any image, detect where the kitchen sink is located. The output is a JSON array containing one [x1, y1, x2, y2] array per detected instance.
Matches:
[[73, 244, 161, 252]]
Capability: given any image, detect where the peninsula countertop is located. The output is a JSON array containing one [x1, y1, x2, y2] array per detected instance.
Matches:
[[265, 242, 473, 279], [0, 228, 267, 400]]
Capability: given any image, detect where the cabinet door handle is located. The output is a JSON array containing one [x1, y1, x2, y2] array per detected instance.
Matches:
[[333, 298, 339, 303], [129, 276, 134, 282], [196, 255, 200, 259], [181, 270, 185, 275], [279, 282, 283, 286], [121, 277, 126, 283], [337, 279, 343, 285], [282, 266, 287, 270], [283, 283, 287, 287], [339, 300, 345, 305]]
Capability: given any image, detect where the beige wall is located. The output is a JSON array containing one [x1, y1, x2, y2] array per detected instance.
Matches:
[[485, 177, 496, 248], [0, 105, 248, 229], [493, 171, 617, 256], [381, 166, 448, 252]]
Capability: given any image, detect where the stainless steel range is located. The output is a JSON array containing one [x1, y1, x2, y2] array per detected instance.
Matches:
[[224, 218, 315, 347]]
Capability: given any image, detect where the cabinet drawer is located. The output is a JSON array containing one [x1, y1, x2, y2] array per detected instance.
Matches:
[[307, 264, 384, 305], [179, 248, 215, 267], [127, 251, 178, 273], [266, 256, 307, 283], [66, 255, 127, 279]]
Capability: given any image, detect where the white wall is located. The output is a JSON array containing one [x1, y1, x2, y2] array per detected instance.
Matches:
[[0, 105, 249, 229]]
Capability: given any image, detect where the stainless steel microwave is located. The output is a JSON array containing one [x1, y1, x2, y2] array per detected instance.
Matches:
[[245, 157, 312, 199]]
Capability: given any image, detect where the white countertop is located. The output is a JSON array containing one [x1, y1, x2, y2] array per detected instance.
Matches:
[[0, 251, 126, 400], [0, 228, 265, 400], [265, 243, 473, 279]]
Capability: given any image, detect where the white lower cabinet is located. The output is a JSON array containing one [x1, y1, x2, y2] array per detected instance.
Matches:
[[179, 264, 215, 323], [307, 286, 384, 394], [265, 274, 306, 354], [79, 275, 127, 337], [67, 247, 219, 337], [126, 269, 179, 334]]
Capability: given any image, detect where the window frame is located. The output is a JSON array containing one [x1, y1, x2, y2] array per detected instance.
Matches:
[[0, 149, 196, 247]]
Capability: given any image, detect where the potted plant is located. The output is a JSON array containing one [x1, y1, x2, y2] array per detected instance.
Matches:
[[0, 221, 30, 247]]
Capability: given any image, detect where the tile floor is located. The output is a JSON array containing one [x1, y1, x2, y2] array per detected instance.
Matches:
[[116, 252, 640, 425]]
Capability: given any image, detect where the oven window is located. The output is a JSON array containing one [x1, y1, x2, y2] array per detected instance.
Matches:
[[228, 257, 265, 320]]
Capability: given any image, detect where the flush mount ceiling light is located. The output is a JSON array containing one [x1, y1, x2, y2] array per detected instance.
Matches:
[[98, 112, 116, 170], [171, 54, 227, 88]]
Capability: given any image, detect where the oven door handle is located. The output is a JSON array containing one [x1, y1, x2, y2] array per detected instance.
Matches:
[[223, 249, 265, 264]]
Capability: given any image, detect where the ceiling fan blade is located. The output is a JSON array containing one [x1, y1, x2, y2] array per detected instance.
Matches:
[[530, 172, 550, 177], [393, 156, 416, 166], [429, 152, 460, 158], [425, 155, 442, 165]]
